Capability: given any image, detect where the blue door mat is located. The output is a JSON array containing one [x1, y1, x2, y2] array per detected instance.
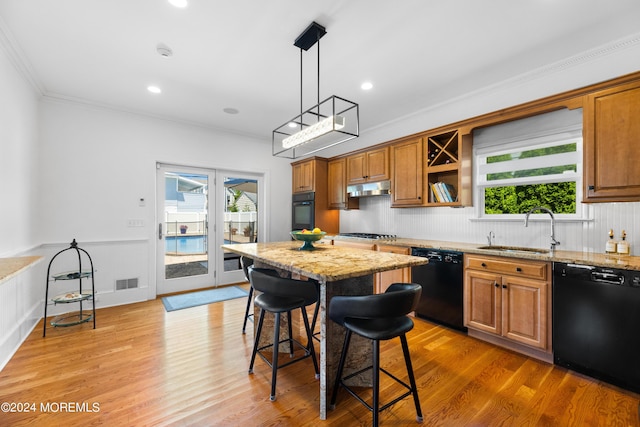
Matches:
[[162, 286, 248, 312]]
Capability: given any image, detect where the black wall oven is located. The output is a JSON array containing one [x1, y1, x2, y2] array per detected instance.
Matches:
[[292, 192, 315, 230]]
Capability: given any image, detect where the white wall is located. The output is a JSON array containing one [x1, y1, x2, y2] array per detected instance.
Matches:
[[0, 39, 43, 370], [334, 34, 640, 256], [0, 35, 40, 257]]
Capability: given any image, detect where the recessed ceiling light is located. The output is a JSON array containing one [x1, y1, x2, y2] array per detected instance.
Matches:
[[361, 81, 373, 90], [147, 86, 162, 94], [223, 107, 239, 115], [168, 0, 187, 8]]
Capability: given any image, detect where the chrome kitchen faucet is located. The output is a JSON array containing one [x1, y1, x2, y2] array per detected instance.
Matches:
[[486, 231, 495, 246], [524, 206, 560, 253]]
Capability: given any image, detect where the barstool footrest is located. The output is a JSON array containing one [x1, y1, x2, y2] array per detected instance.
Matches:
[[255, 338, 313, 371], [338, 365, 416, 413]]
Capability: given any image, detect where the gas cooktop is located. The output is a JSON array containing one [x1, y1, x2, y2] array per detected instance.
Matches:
[[338, 232, 397, 240]]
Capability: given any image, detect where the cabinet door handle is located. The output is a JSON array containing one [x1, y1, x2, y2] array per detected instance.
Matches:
[[494, 281, 499, 287], [481, 262, 487, 268], [516, 267, 522, 272], [502, 284, 507, 289], [158, 223, 163, 240]]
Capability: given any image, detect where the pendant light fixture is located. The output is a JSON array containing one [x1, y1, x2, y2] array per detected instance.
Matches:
[[272, 22, 359, 158]]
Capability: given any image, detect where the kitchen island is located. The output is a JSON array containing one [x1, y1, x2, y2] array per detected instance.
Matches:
[[221, 240, 428, 420]]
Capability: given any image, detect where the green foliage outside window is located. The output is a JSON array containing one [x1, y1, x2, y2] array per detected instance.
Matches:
[[485, 182, 576, 214], [483, 142, 577, 214]]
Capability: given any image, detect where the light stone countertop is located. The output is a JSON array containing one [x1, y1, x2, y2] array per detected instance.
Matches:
[[330, 236, 640, 271], [221, 241, 428, 282], [0, 256, 43, 285]]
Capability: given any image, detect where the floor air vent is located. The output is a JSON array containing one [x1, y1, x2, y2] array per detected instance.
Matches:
[[116, 278, 139, 290]]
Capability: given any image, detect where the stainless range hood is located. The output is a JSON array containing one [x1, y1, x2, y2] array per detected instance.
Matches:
[[347, 180, 391, 197]]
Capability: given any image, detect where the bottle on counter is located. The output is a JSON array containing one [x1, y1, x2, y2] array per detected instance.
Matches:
[[616, 230, 630, 255], [605, 229, 617, 254]]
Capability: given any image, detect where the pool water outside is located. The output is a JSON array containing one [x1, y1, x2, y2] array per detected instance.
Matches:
[[165, 235, 207, 254]]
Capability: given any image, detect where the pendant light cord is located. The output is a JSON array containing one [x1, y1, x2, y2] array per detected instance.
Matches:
[[317, 38, 320, 123], [298, 32, 323, 128], [299, 48, 303, 127]]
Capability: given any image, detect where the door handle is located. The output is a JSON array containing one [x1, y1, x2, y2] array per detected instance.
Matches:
[[158, 223, 163, 240]]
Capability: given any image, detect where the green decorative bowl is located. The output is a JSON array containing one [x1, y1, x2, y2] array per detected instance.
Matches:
[[291, 230, 327, 251]]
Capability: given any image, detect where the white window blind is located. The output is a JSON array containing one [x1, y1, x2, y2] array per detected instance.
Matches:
[[472, 108, 585, 219]]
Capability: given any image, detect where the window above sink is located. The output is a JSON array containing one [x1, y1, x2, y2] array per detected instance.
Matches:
[[472, 108, 590, 222]]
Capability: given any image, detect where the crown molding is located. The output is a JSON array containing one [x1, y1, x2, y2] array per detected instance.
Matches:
[[0, 15, 44, 95]]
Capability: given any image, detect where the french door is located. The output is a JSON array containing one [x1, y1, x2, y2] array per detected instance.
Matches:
[[217, 171, 261, 285], [156, 164, 262, 295], [156, 164, 215, 295]]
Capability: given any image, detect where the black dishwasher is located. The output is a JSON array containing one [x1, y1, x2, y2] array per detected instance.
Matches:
[[411, 248, 466, 332], [553, 262, 640, 394]]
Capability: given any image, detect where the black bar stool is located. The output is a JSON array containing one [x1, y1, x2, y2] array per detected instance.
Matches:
[[241, 256, 254, 334], [329, 283, 423, 426], [248, 267, 320, 401]]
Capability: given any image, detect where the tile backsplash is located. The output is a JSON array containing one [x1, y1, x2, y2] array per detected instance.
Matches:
[[340, 197, 639, 256]]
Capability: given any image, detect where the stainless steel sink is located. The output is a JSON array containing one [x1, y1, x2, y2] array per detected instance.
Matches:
[[476, 245, 549, 255]]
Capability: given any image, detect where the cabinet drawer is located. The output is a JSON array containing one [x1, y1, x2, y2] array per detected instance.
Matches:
[[332, 240, 376, 251], [375, 244, 410, 255], [465, 255, 548, 280]]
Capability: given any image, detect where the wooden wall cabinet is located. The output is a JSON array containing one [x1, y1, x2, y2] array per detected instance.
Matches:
[[327, 158, 359, 210], [424, 129, 472, 207], [390, 137, 424, 207], [584, 80, 640, 202], [464, 255, 551, 352], [346, 147, 390, 185], [292, 158, 315, 193]]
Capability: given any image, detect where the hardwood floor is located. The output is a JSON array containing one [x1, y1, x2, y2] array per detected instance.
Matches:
[[1, 283, 638, 426]]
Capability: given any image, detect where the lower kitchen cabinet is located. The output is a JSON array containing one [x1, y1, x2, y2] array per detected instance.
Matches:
[[464, 254, 551, 356], [375, 245, 411, 294], [332, 240, 410, 294]]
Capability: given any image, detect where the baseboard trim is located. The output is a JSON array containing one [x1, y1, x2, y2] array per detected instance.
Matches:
[[0, 301, 41, 372]]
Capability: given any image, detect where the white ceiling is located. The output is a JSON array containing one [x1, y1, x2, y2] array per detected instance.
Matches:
[[2, 0, 640, 144]]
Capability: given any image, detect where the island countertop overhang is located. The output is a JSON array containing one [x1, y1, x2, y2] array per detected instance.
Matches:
[[221, 241, 428, 282]]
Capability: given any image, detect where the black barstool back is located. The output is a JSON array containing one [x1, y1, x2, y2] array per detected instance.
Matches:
[[240, 256, 254, 334], [247, 267, 319, 402], [329, 283, 423, 426], [249, 267, 317, 306]]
